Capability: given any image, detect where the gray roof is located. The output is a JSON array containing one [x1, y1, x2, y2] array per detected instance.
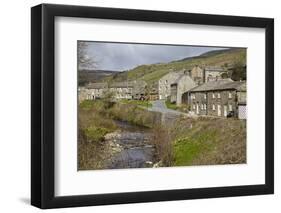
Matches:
[[172, 74, 195, 85], [86, 82, 108, 89], [189, 79, 246, 92], [204, 66, 225, 72], [109, 81, 134, 88]]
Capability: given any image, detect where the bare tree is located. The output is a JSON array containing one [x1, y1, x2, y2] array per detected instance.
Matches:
[[78, 41, 97, 70]]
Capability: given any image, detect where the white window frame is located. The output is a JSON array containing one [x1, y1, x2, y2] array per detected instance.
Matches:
[[212, 93, 215, 99], [212, 104, 216, 111], [229, 104, 233, 111], [229, 92, 232, 99], [217, 93, 221, 99]]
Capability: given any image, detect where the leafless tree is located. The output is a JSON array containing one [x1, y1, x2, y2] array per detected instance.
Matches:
[[78, 41, 97, 70]]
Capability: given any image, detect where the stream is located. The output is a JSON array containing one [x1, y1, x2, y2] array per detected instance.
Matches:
[[104, 120, 156, 169]]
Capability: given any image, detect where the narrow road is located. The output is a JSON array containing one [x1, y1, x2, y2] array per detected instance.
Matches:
[[149, 100, 186, 115], [148, 100, 189, 123]]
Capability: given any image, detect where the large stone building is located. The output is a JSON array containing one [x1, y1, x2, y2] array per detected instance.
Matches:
[[182, 79, 246, 119], [158, 71, 182, 100], [170, 74, 197, 106]]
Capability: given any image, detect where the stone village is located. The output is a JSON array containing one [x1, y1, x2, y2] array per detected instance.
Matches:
[[79, 65, 247, 119]]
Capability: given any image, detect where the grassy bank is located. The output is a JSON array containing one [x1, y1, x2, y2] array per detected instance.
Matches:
[[108, 102, 160, 128], [165, 100, 190, 113], [78, 100, 118, 170], [171, 117, 246, 166], [120, 99, 152, 108], [165, 100, 178, 110]]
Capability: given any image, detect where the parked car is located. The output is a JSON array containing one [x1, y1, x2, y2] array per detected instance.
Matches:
[[227, 111, 235, 118]]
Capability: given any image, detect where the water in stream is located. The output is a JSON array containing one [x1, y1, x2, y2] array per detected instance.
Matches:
[[104, 120, 156, 169]]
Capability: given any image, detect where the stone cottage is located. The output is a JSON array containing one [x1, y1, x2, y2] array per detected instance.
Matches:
[[183, 79, 247, 118], [158, 71, 182, 100], [170, 73, 197, 106]]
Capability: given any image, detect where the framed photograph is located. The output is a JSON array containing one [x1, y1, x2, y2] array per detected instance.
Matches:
[[31, 4, 274, 209]]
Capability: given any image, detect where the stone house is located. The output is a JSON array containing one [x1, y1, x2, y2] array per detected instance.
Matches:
[[170, 73, 197, 106], [158, 71, 182, 100], [189, 65, 204, 84], [183, 79, 246, 118], [108, 82, 134, 100], [204, 66, 227, 82], [84, 82, 108, 100]]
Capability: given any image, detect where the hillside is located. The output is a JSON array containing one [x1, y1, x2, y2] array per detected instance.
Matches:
[[79, 69, 119, 86], [102, 48, 246, 84]]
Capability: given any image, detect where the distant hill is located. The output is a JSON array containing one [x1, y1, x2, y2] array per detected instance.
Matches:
[[101, 47, 246, 85], [79, 69, 119, 86]]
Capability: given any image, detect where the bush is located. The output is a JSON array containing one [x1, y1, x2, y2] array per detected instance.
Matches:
[[84, 126, 110, 143]]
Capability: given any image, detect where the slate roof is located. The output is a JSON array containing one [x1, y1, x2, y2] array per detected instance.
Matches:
[[109, 81, 134, 88], [204, 66, 225, 72], [171, 74, 195, 85], [189, 79, 246, 92]]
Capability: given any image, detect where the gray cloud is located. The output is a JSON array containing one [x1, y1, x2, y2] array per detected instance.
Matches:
[[83, 41, 227, 71]]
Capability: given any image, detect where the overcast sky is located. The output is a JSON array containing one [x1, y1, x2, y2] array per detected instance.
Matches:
[[81, 41, 228, 71]]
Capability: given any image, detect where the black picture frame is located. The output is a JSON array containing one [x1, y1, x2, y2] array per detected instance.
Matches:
[[31, 3, 274, 209]]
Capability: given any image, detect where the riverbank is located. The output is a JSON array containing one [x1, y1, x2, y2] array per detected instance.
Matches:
[[78, 100, 246, 170], [78, 100, 161, 170]]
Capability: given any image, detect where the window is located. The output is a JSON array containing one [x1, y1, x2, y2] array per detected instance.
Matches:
[[217, 93, 221, 98], [229, 104, 233, 111], [212, 104, 215, 110], [204, 94, 207, 99], [212, 93, 215, 99], [193, 104, 196, 110], [191, 94, 195, 100], [204, 104, 207, 110], [201, 104, 204, 110], [229, 92, 232, 99]]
